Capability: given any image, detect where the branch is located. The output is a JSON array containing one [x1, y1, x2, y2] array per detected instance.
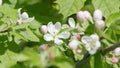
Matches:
[[101, 41, 120, 56], [75, 41, 120, 67]]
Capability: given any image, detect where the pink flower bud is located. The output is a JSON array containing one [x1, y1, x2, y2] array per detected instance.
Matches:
[[95, 20, 105, 29], [77, 11, 86, 22], [114, 47, 120, 56], [84, 11, 91, 19], [76, 49, 82, 54], [111, 57, 118, 63], [41, 25, 48, 34], [93, 9, 102, 21], [77, 33, 80, 39], [68, 39, 79, 50]]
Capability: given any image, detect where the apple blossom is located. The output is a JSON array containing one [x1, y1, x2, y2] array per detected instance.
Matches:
[[114, 47, 120, 56], [81, 34, 101, 55], [17, 8, 34, 24], [44, 22, 70, 45], [93, 9, 102, 21], [41, 25, 48, 34]]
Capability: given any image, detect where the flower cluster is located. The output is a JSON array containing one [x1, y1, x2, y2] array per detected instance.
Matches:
[[77, 9, 105, 29], [41, 16, 101, 55]]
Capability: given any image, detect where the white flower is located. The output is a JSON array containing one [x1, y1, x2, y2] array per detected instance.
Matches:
[[41, 25, 48, 34], [77, 11, 86, 22], [17, 8, 34, 24], [44, 22, 70, 45], [114, 47, 120, 56], [68, 39, 79, 50], [0, 0, 2, 6], [93, 9, 102, 21], [81, 34, 101, 55], [95, 20, 105, 29]]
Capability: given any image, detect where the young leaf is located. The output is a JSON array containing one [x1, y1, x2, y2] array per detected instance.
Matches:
[[92, 0, 120, 18], [55, 0, 86, 19]]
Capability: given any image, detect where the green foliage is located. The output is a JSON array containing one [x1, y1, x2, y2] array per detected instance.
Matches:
[[55, 0, 86, 19], [0, 0, 120, 68], [92, 0, 120, 18]]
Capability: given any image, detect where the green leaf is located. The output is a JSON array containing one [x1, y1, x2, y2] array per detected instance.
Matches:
[[109, 19, 120, 34], [92, 0, 120, 18], [94, 52, 104, 68], [55, 0, 86, 18], [0, 50, 28, 68], [20, 28, 40, 42], [106, 12, 120, 27]]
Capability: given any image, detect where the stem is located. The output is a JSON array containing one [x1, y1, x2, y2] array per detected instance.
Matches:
[[101, 41, 120, 56], [75, 41, 120, 67]]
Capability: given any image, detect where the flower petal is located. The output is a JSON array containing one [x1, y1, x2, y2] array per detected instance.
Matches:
[[54, 38, 63, 45], [47, 22, 55, 35], [54, 22, 61, 33], [44, 34, 53, 41], [95, 41, 101, 49], [68, 18, 75, 28], [81, 36, 92, 44], [21, 12, 29, 20], [23, 17, 34, 22], [62, 24, 69, 29], [89, 49, 97, 55], [57, 31, 70, 39]]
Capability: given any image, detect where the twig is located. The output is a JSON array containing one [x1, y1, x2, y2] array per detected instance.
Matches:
[[101, 41, 120, 56], [75, 41, 120, 67]]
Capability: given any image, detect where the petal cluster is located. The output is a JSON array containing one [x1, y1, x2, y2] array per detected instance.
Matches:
[[81, 34, 101, 55]]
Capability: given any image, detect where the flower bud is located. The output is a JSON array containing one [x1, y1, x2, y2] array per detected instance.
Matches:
[[68, 39, 79, 50], [76, 49, 82, 54], [95, 20, 105, 29], [16, 19, 22, 25], [77, 11, 86, 22], [111, 57, 118, 63], [41, 25, 48, 34], [83, 11, 93, 23], [93, 9, 102, 21], [77, 33, 80, 39], [114, 47, 120, 56]]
